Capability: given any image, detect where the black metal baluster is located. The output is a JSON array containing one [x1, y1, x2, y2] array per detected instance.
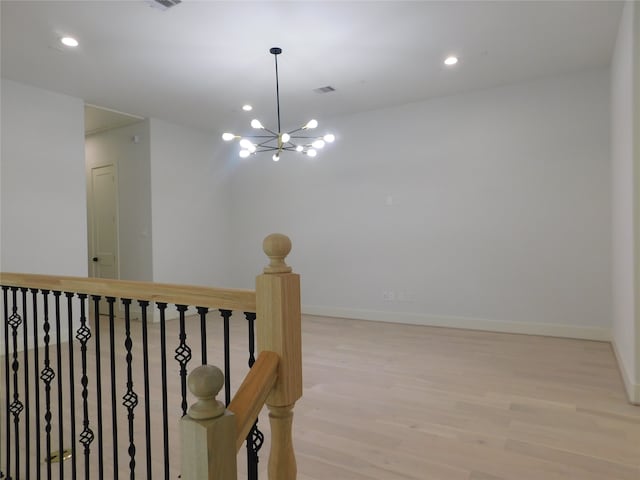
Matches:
[[65, 292, 77, 480], [0, 286, 11, 478], [2, 286, 9, 480], [39, 290, 54, 480], [8, 287, 23, 480], [121, 299, 138, 479], [219, 309, 232, 407], [197, 307, 208, 365], [31, 289, 41, 480], [156, 303, 170, 480], [138, 301, 152, 480], [174, 305, 191, 417], [20, 288, 30, 480], [245, 312, 263, 480], [52, 291, 64, 480], [106, 296, 119, 480], [91, 295, 104, 480], [76, 294, 94, 480]]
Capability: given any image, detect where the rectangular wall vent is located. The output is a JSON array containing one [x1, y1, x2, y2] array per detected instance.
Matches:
[[147, 0, 182, 11], [313, 86, 336, 94]]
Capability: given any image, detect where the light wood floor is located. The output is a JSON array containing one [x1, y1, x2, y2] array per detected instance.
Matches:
[[296, 316, 640, 480], [2, 314, 640, 479]]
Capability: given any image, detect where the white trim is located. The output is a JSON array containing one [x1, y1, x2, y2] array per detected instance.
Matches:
[[612, 338, 640, 405], [302, 305, 611, 342]]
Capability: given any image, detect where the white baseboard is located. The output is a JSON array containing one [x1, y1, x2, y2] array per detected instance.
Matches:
[[611, 339, 640, 405], [302, 305, 611, 342]]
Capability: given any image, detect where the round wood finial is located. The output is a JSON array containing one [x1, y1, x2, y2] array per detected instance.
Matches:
[[187, 365, 226, 420], [263, 233, 293, 273]]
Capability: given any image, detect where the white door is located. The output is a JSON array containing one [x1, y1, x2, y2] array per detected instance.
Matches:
[[89, 165, 119, 312]]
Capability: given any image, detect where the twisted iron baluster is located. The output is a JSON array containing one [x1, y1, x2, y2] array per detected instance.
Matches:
[[245, 312, 264, 480], [157, 302, 170, 479], [121, 299, 138, 479], [19, 288, 30, 480], [2, 287, 8, 480], [174, 305, 191, 417], [76, 294, 94, 479], [138, 301, 152, 479], [40, 290, 54, 480], [219, 309, 232, 406], [30, 288, 42, 480], [91, 295, 105, 480], [65, 292, 78, 480], [106, 296, 119, 479], [2, 286, 10, 480], [8, 288, 24, 480], [52, 291, 64, 479]]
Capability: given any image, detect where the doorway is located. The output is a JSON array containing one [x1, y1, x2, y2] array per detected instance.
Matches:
[[89, 164, 119, 281]]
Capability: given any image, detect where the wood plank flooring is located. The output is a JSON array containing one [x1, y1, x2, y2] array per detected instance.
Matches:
[[294, 316, 639, 480], [2, 313, 639, 479]]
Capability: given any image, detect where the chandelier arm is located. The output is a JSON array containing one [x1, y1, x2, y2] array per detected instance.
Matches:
[[240, 135, 277, 139]]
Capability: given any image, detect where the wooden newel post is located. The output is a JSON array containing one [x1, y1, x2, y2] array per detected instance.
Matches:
[[257, 233, 302, 480], [181, 365, 238, 480]]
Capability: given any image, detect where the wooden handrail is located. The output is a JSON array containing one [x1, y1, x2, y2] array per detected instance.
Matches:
[[228, 351, 280, 452], [0, 272, 256, 312]]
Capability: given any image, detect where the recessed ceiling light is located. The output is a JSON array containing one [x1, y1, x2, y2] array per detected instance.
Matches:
[[242, 104, 253, 111], [444, 56, 458, 66], [60, 36, 79, 47]]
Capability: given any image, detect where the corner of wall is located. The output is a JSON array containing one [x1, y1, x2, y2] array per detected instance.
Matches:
[[633, 0, 640, 389], [612, 337, 640, 404]]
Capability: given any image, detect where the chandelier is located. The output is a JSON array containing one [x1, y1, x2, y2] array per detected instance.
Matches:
[[222, 47, 335, 162]]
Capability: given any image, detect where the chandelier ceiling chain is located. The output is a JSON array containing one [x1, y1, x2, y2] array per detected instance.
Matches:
[[222, 47, 336, 162]]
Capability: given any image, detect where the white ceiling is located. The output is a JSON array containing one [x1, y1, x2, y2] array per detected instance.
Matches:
[[1, 1, 624, 134]]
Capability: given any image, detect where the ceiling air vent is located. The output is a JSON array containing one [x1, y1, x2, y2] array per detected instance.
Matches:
[[313, 86, 336, 94], [147, 0, 182, 11]]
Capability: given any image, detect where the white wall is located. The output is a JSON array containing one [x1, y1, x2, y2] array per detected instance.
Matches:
[[1, 79, 87, 275], [85, 121, 153, 283], [149, 118, 232, 288], [229, 69, 611, 340], [1, 79, 87, 349], [611, 0, 640, 404], [635, 0, 640, 398]]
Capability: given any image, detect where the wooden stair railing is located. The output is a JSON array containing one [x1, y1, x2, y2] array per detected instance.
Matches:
[[181, 234, 302, 480]]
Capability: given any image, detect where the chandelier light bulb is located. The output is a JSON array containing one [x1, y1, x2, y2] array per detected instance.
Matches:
[[239, 150, 251, 158], [242, 104, 253, 111], [222, 132, 235, 141], [307, 149, 317, 157], [281, 133, 291, 143], [272, 154, 280, 162], [251, 119, 264, 129], [312, 140, 325, 149], [239, 138, 253, 149], [324, 134, 335, 143], [248, 144, 257, 153], [304, 119, 318, 129], [296, 145, 304, 152]]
